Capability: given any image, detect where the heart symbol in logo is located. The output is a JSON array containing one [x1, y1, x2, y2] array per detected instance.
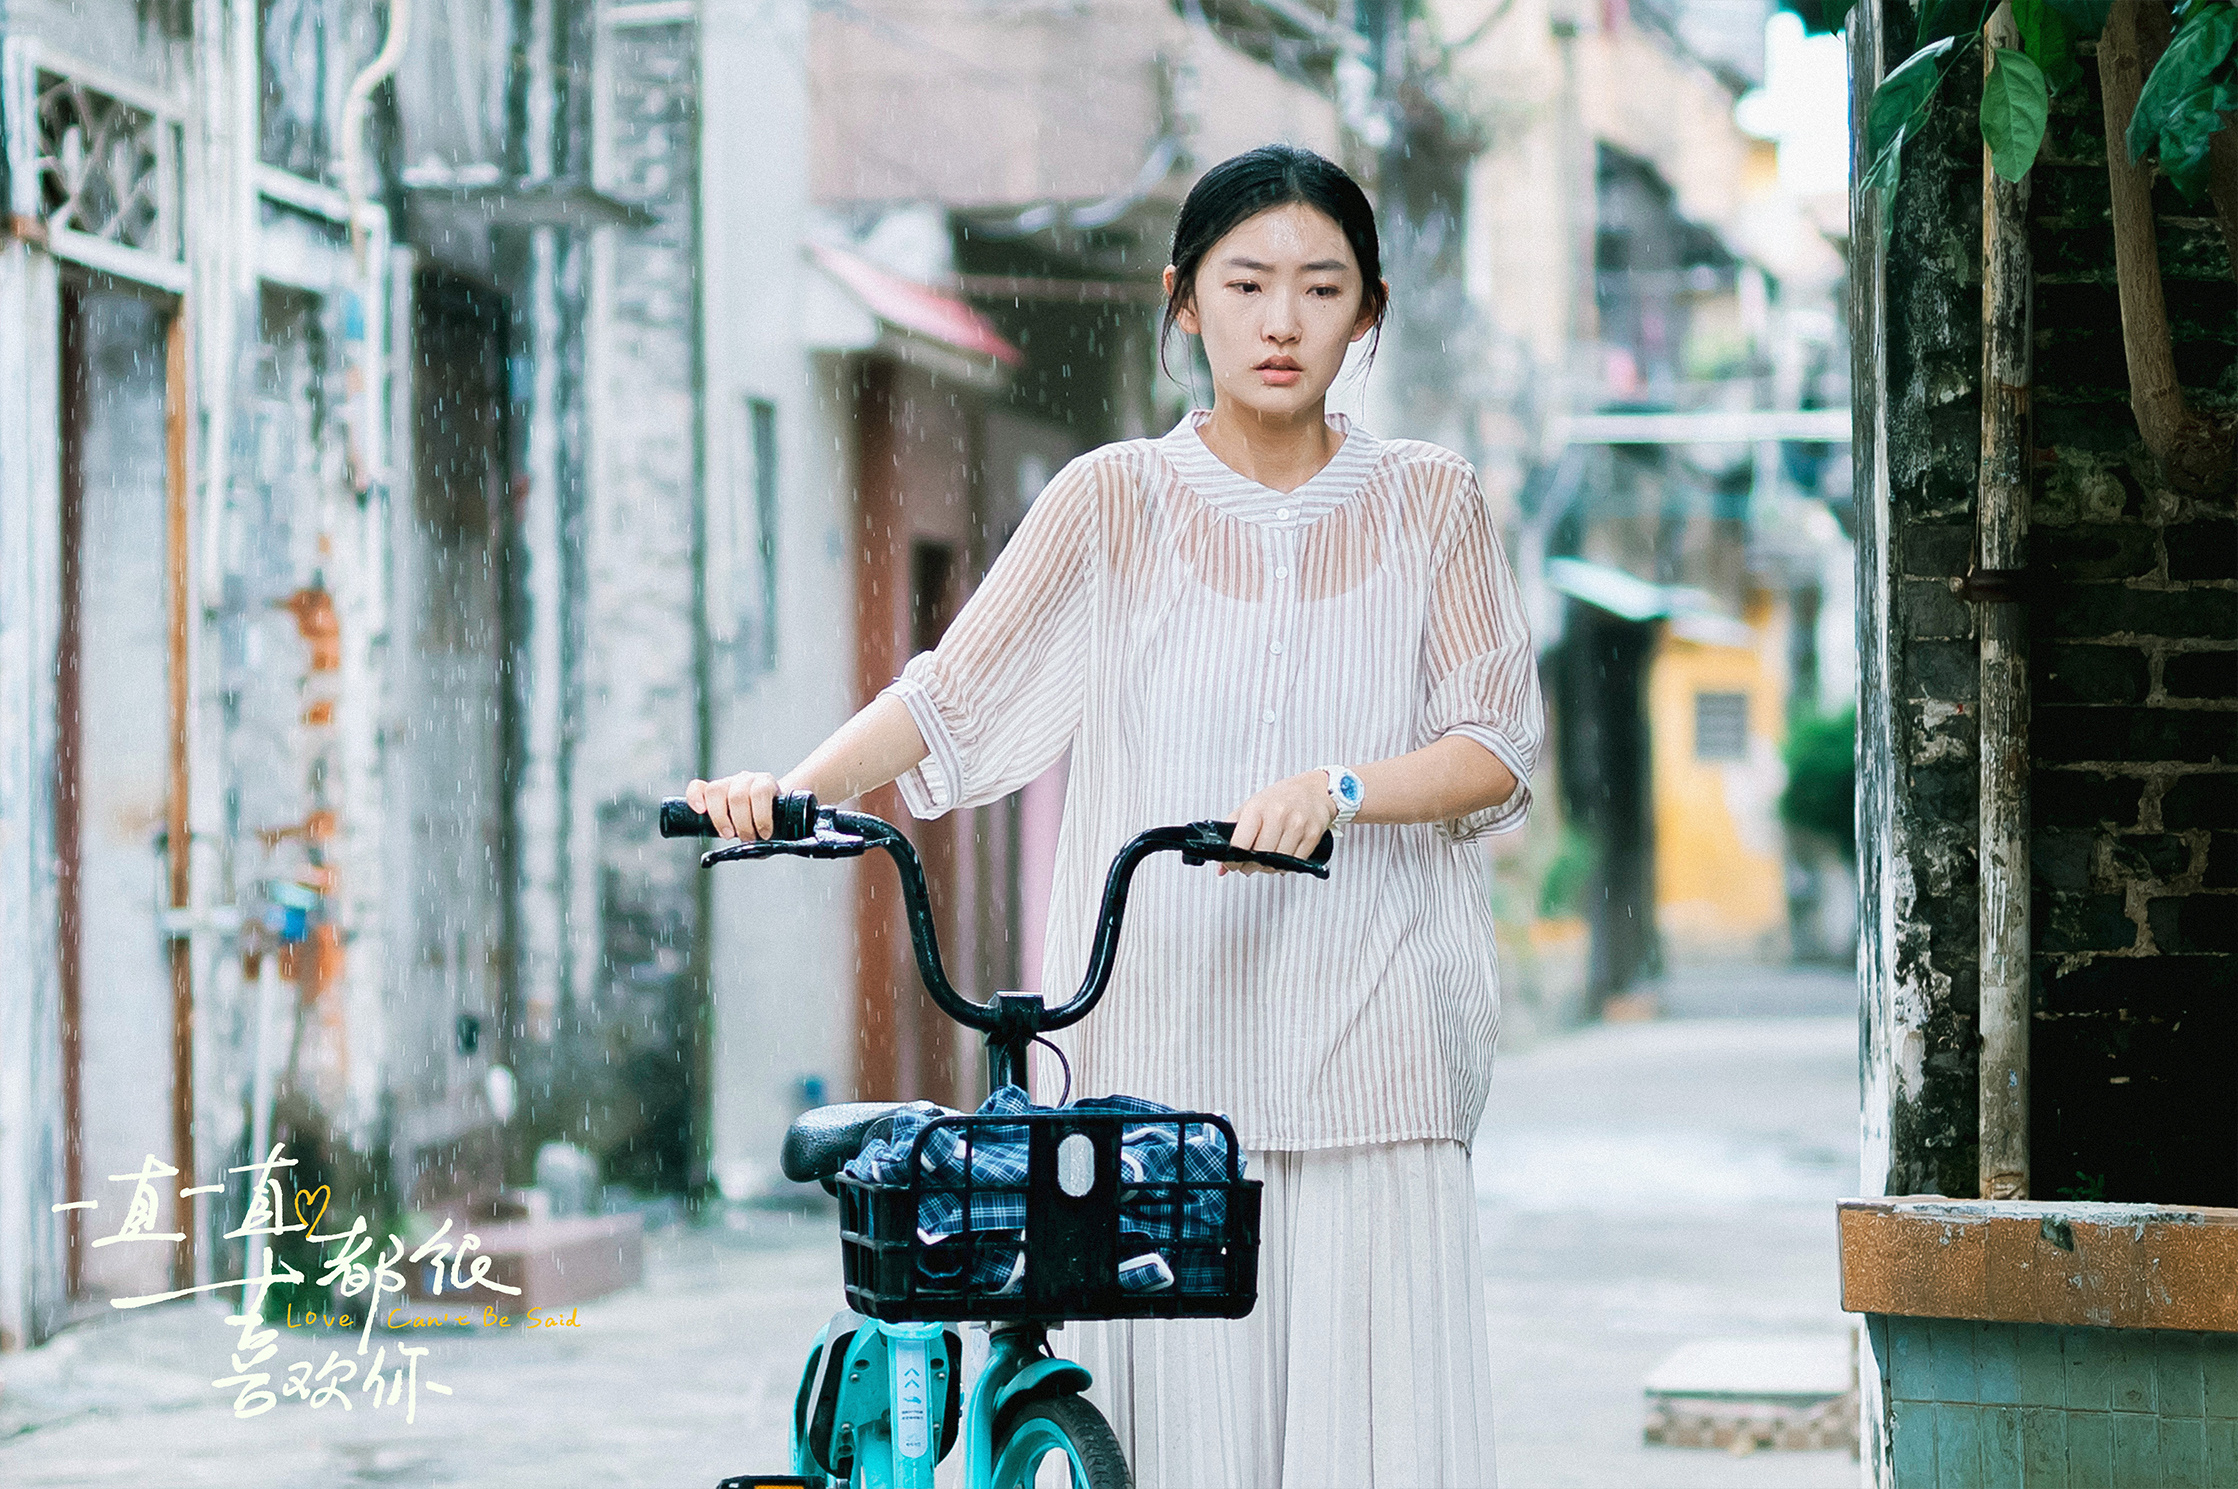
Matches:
[[293, 1184, 330, 1236]]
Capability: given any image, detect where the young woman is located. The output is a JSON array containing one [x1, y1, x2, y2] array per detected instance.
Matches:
[[686, 144, 1540, 1488]]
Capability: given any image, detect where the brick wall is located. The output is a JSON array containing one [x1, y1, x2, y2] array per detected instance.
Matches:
[[2019, 34, 2237, 1209], [1871, 1315, 2238, 1486], [1859, 0, 2237, 1206]]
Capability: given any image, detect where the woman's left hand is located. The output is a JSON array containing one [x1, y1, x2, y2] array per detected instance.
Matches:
[[1222, 772, 1338, 875]]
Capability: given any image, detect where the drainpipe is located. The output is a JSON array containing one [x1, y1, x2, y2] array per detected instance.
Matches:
[[166, 306, 196, 1290], [340, 0, 410, 276], [340, 0, 407, 1101], [1970, 1, 2033, 1202], [246, 943, 281, 1290]]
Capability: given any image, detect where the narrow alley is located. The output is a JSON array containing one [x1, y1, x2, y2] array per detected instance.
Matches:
[[2, 969, 1860, 1489]]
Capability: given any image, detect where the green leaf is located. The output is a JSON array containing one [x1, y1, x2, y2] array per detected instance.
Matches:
[[2125, 0, 2238, 200], [1864, 123, 1909, 247], [1864, 120, 1910, 200], [2013, 0, 2084, 92], [1863, 38, 1960, 248], [1916, 0, 1991, 50], [1869, 38, 1960, 159], [1982, 48, 2053, 180], [1780, 0, 1859, 33], [2158, 94, 2229, 196], [2044, 0, 2112, 35], [2130, 1, 2238, 157], [1818, 0, 1862, 31]]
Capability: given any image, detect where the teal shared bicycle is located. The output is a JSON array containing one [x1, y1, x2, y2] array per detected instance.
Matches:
[[663, 791, 1332, 1489]]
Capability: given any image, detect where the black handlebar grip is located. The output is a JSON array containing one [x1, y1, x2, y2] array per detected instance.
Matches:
[[771, 791, 820, 841], [660, 791, 823, 841], [660, 798, 716, 838], [1176, 820, 1334, 877]]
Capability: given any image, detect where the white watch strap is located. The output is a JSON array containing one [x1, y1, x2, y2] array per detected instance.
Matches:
[[1322, 765, 1363, 827]]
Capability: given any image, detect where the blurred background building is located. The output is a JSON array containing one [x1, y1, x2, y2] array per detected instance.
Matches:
[[0, 0, 1856, 1344]]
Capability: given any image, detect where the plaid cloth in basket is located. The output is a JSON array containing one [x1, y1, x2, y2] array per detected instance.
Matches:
[[842, 1085, 1239, 1295]]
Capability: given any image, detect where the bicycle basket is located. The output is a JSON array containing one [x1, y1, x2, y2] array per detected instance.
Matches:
[[836, 1108, 1261, 1323]]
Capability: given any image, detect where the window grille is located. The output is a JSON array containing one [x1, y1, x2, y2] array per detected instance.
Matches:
[[3, 44, 188, 290]]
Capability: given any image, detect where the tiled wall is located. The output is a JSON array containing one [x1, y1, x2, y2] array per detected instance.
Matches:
[[1871, 1315, 2238, 1487]]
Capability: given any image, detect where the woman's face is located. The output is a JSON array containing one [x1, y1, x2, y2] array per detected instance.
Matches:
[[1166, 203, 1382, 421]]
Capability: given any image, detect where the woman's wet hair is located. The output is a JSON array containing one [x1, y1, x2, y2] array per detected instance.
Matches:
[[1161, 144, 1389, 379]]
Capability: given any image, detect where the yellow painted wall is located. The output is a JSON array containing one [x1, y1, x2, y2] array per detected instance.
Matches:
[[1649, 597, 1791, 960]]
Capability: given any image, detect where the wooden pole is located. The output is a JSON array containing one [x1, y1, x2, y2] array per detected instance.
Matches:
[[57, 288, 85, 1300], [1976, 2, 2033, 1203]]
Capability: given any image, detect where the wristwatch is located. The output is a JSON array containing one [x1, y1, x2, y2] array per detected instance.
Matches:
[[1321, 765, 1366, 832]]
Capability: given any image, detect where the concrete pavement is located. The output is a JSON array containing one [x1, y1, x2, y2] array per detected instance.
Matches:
[[3, 971, 1863, 1487], [0, 1210, 836, 1487], [1476, 1000, 1862, 1486]]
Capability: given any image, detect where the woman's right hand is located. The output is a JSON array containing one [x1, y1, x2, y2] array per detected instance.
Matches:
[[685, 770, 783, 841]]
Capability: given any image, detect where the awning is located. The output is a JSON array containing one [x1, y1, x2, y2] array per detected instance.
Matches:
[[808, 244, 1024, 369], [403, 175, 659, 231], [1545, 557, 1756, 648]]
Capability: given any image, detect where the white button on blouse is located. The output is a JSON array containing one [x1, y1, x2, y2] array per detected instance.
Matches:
[[885, 409, 1544, 1150]]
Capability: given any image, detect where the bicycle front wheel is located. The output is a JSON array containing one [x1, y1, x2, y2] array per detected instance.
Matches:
[[988, 1393, 1131, 1489]]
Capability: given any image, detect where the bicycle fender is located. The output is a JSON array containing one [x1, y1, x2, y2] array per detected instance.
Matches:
[[789, 1314, 833, 1471], [991, 1357, 1093, 1422], [801, 1311, 865, 1478]]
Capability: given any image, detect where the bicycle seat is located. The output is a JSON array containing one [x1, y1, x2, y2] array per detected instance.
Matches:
[[782, 1101, 945, 1184]]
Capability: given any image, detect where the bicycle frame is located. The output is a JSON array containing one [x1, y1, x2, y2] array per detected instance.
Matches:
[[790, 1317, 945, 1487], [671, 792, 1328, 1488], [790, 1316, 1090, 1488]]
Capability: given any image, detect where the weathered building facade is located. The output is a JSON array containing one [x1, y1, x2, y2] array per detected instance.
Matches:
[[0, 0, 828, 1345], [1841, 0, 2237, 1477], [0, 0, 1373, 1311]]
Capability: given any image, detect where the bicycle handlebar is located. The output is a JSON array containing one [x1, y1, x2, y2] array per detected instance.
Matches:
[[660, 792, 1331, 1042]]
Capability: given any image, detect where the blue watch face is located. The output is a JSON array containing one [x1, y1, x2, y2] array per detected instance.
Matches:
[[1337, 772, 1363, 807]]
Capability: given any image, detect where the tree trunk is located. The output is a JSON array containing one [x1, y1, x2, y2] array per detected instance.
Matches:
[[2098, 0, 2234, 491]]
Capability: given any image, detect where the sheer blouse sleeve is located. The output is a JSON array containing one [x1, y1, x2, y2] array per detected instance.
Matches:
[[882, 453, 1103, 818], [1420, 459, 1545, 843]]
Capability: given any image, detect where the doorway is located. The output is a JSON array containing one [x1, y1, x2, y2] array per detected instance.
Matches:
[[1553, 602, 1660, 1006], [56, 277, 189, 1301], [390, 267, 513, 1214]]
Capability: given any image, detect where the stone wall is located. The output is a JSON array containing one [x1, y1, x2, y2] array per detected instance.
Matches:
[[569, 11, 707, 1193]]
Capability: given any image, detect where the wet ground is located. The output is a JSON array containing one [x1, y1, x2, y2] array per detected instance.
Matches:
[[2, 965, 1862, 1488], [1477, 963, 1861, 1487]]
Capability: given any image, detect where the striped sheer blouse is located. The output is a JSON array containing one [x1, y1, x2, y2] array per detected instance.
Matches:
[[885, 409, 1544, 1149]]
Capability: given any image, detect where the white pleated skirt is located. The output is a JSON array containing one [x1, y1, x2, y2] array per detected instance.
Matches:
[[1057, 1139, 1499, 1489]]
